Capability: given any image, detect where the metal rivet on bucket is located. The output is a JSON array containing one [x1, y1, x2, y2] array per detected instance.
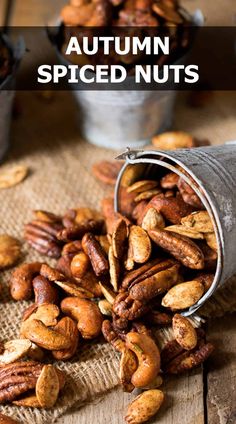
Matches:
[[114, 144, 236, 316]]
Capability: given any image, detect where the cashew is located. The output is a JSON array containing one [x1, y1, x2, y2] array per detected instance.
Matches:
[[70, 251, 90, 278], [125, 332, 160, 388], [20, 319, 71, 350], [61, 297, 103, 339], [9, 262, 42, 301], [33, 275, 59, 305], [25, 304, 60, 327]]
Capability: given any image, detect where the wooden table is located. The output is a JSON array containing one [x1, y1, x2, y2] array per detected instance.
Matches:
[[2, 1, 236, 423]]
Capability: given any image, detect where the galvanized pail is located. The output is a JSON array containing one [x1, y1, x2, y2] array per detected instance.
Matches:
[[114, 144, 236, 316], [50, 10, 203, 149], [0, 36, 24, 161]]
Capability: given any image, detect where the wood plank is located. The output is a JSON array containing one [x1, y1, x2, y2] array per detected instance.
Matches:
[[58, 369, 204, 423], [206, 313, 236, 424]]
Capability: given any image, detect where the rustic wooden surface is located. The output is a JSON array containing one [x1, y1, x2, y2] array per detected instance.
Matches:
[[3, 1, 236, 423]]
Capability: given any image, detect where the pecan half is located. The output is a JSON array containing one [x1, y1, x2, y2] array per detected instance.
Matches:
[[145, 310, 172, 327], [92, 160, 123, 186], [177, 178, 204, 209], [147, 193, 194, 224], [102, 197, 131, 235], [129, 263, 180, 301], [57, 219, 104, 242], [24, 219, 63, 258], [113, 292, 150, 321], [149, 228, 205, 269], [102, 320, 125, 352], [0, 361, 43, 404], [161, 339, 185, 368], [82, 232, 109, 277], [121, 258, 165, 291], [9, 262, 42, 301], [166, 342, 214, 374]]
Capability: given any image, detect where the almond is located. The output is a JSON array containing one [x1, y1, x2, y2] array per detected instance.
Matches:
[[162, 280, 204, 310], [152, 131, 194, 149], [0, 339, 31, 364], [0, 165, 28, 189], [36, 365, 60, 408], [181, 211, 214, 233], [0, 235, 21, 269], [127, 225, 151, 267], [125, 389, 164, 424], [172, 314, 197, 350]]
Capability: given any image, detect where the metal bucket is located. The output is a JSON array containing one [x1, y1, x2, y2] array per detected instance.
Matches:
[[114, 144, 236, 316], [50, 10, 203, 149], [0, 36, 24, 161], [74, 89, 176, 149]]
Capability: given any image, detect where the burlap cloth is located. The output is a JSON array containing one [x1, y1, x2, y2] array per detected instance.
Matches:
[[0, 91, 235, 423]]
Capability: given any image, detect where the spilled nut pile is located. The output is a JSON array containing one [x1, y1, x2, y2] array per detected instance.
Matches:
[[0, 133, 216, 424]]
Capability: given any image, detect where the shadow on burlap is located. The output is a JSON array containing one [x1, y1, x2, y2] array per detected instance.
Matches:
[[0, 92, 235, 422]]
